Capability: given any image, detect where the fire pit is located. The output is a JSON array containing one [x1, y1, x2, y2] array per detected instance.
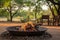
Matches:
[[6, 22, 47, 36], [6, 26, 47, 36]]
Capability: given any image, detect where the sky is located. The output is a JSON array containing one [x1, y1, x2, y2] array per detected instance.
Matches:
[[42, 5, 48, 10], [22, 5, 48, 11]]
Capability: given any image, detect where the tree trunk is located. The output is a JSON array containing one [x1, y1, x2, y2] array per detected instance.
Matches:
[[9, 12, 13, 22], [10, 13, 13, 22], [47, 1, 55, 17], [58, 5, 60, 15], [9, 4, 13, 22], [35, 12, 37, 20], [48, 0, 60, 25], [47, 1, 56, 25], [35, 6, 37, 20]]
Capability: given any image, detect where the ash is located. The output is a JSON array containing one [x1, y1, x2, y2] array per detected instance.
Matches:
[[0, 31, 52, 40]]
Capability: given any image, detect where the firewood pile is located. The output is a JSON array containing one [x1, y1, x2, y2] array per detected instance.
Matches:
[[19, 21, 39, 32]]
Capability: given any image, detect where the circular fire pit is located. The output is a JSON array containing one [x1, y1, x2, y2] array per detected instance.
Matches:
[[6, 26, 47, 36]]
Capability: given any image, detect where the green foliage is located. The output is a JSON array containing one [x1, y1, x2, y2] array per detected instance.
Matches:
[[14, 0, 24, 5], [53, 6, 58, 16], [0, 0, 59, 22], [14, 10, 27, 19], [0, 8, 9, 17], [0, 0, 11, 7]]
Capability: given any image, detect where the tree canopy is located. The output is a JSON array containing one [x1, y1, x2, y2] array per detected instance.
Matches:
[[0, 0, 59, 23]]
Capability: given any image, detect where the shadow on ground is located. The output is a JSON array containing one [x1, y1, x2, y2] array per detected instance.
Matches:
[[0, 31, 52, 40]]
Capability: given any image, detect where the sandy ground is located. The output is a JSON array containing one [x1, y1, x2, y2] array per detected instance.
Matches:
[[43, 26, 60, 40], [0, 23, 60, 40]]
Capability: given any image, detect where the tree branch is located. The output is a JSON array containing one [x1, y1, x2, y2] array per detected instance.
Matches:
[[12, 5, 23, 17], [12, 8, 19, 16], [48, 0, 60, 5], [46, 1, 55, 17]]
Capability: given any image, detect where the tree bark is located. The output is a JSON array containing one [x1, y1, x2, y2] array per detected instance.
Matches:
[[35, 6, 37, 20], [9, 4, 13, 22], [48, 0, 60, 5], [49, 0, 60, 15]]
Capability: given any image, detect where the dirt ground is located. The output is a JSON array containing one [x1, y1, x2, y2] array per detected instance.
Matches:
[[0, 22, 60, 40], [43, 26, 60, 40]]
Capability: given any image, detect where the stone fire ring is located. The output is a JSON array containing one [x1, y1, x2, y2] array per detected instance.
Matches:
[[6, 26, 47, 36]]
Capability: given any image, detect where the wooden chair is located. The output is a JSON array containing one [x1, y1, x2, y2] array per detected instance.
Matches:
[[41, 15, 49, 25]]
